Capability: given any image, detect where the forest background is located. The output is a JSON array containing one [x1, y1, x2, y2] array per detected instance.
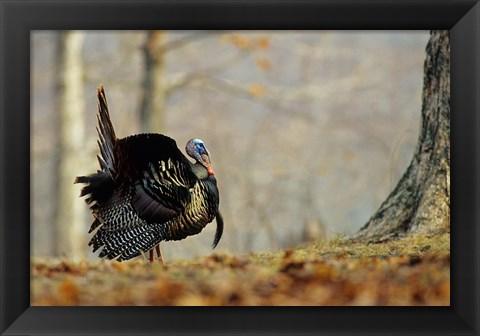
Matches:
[[31, 30, 429, 261]]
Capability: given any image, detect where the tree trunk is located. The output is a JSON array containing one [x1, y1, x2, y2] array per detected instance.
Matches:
[[55, 31, 86, 260], [139, 31, 167, 133], [353, 30, 450, 242]]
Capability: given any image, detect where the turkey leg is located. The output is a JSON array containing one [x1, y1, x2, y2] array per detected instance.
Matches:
[[148, 245, 164, 265], [149, 249, 155, 264], [155, 244, 164, 266]]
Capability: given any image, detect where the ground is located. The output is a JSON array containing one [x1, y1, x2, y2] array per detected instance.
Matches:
[[31, 233, 450, 306]]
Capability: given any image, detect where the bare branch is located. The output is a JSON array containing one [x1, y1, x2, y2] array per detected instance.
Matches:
[[160, 30, 225, 54], [166, 50, 251, 93], [200, 76, 317, 122]]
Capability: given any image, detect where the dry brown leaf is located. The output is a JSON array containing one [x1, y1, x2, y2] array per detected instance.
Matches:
[[223, 34, 252, 49], [58, 278, 80, 305], [255, 57, 271, 71], [247, 84, 266, 98], [257, 37, 270, 50]]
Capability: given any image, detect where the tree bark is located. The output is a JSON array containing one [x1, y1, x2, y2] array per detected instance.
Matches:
[[139, 31, 167, 133], [55, 31, 86, 260], [353, 30, 450, 242]]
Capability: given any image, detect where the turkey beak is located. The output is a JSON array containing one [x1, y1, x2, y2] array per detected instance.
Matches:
[[201, 150, 215, 175]]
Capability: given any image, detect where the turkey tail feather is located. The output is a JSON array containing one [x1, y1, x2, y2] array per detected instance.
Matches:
[[74, 171, 114, 207], [96, 85, 117, 176]]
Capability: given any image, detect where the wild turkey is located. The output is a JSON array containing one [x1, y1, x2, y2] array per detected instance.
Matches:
[[75, 86, 223, 263]]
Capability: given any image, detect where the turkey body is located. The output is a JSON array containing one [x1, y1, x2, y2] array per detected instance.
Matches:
[[75, 87, 223, 262]]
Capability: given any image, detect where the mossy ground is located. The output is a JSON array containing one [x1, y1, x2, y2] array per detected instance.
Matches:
[[31, 233, 450, 306]]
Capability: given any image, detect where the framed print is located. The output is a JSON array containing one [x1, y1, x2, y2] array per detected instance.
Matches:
[[1, 1, 479, 335]]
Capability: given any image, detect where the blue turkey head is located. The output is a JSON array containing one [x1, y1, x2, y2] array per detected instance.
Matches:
[[186, 139, 214, 175]]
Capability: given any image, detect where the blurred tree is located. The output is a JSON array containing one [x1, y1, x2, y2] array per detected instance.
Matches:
[[139, 31, 166, 132], [55, 31, 86, 260], [354, 30, 450, 242], [138, 31, 269, 133]]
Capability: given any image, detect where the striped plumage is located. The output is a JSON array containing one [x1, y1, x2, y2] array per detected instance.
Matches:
[[75, 86, 223, 262]]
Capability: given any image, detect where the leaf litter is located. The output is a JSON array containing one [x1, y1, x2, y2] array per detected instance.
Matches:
[[31, 233, 449, 306]]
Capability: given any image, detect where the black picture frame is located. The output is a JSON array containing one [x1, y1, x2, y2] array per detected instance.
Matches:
[[1, 1, 479, 335]]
